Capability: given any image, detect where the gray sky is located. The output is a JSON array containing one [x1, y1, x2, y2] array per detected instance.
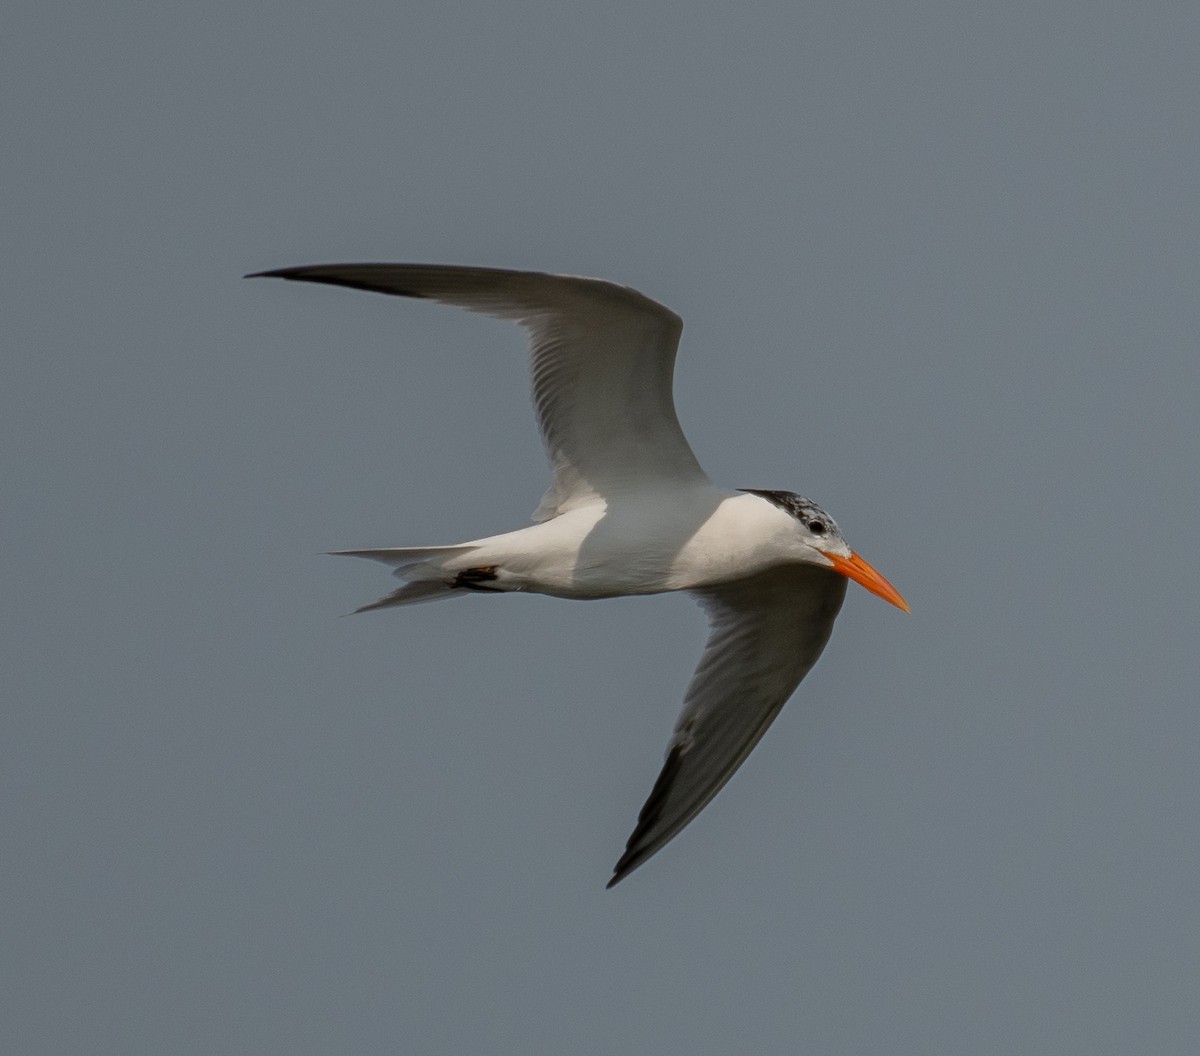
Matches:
[[5, 1, 1200, 1053]]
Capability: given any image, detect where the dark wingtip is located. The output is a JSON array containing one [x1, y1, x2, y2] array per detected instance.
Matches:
[[606, 846, 645, 888], [244, 267, 305, 279], [607, 847, 640, 889], [605, 742, 687, 889], [244, 266, 311, 281], [241, 264, 432, 299]]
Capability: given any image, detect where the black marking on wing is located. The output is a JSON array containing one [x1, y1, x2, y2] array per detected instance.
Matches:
[[607, 742, 687, 888], [246, 267, 433, 299]]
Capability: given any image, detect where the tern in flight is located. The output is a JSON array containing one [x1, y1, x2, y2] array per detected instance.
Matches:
[[250, 263, 908, 887]]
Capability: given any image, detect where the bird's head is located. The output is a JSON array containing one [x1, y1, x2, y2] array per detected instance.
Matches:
[[739, 488, 909, 612]]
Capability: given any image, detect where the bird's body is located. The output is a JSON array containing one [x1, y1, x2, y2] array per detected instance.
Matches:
[[251, 262, 907, 886], [356, 490, 820, 600]]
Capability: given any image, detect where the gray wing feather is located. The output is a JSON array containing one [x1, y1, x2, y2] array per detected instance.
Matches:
[[249, 263, 708, 519], [607, 565, 848, 887]]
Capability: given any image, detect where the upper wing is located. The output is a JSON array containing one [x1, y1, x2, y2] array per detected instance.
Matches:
[[249, 263, 710, 520], [607, 564, 849, 887]]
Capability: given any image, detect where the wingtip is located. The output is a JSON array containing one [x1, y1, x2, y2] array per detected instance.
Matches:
[[605, 849, 644, 889], [240, 264, 434, 299], [243, 267, 294, 280], [605, 865, 628, 890]]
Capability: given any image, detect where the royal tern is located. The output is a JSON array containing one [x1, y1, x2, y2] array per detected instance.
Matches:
[[250, 263, 908, 887]]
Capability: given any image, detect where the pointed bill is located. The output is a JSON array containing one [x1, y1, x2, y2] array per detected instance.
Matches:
[[820, 550, 909, 612]]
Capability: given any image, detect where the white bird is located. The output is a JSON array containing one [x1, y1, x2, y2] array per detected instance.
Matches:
[[250, 263, 908, 887]]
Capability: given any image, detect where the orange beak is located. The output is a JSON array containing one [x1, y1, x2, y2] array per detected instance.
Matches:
[[820, 550, 910, 612]]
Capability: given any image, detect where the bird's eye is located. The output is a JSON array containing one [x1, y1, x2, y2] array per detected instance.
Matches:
[[807, 520, 827, 535]]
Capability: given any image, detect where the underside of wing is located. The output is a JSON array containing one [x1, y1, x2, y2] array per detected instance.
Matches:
[[250, 263, 710, 519], [607, 564, 849, 887]]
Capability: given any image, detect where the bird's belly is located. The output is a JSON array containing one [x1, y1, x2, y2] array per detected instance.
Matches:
[[455, 492, 797, 600], [507, 541, 681, 599], [453, 508, 660, 600]]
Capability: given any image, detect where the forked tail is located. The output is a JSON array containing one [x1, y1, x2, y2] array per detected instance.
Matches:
[[330, 545, 480, 613]]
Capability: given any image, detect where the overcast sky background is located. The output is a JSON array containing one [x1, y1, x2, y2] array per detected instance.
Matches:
[[5, 2, 1200, 1053]]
